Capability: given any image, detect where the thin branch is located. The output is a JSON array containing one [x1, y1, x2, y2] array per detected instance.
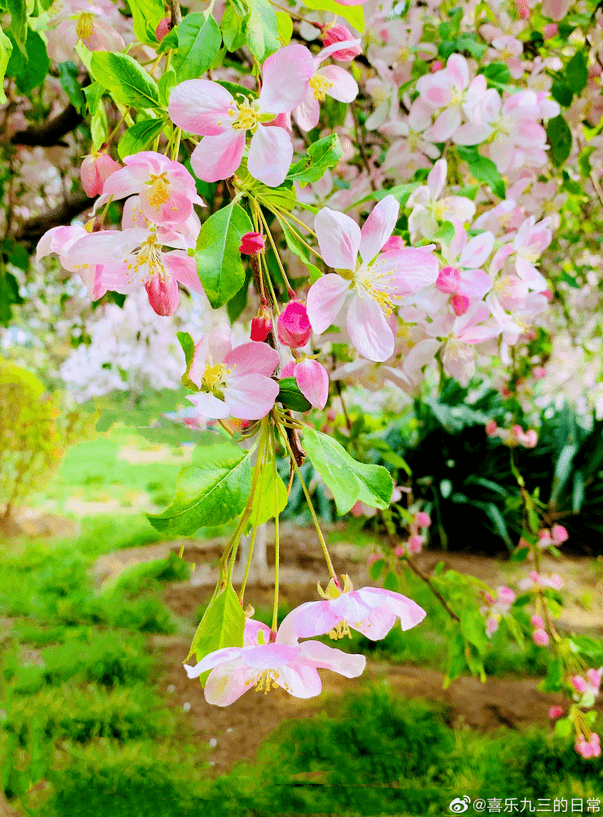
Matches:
[[14, 193, 94, 244], [169, 0, 182, 28], [11, 104, 83, 147]]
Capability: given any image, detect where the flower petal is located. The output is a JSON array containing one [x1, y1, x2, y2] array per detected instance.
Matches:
[[307, 274, 351, 334], [346, 294, 395, 362], [259, 44, 314, 113], [168, 79, 234, 135], [359, 195, 399, 263], [320, 65, 358, 103], [164, 251, 204, 294], [315, 207, 361, 270], [297, 640, 366, 678], [247, 125, 292, 187], [187, 391, 230, 420], [224, 373, 279, 420], [224, 341, 279, 377], [190, 130, 246, 183]]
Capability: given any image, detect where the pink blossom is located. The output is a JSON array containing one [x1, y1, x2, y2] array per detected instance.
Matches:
[[278, 301, 312, 348], [415, 512, 431, 528], [37, 224, 108, 301], [530, 614, 545, 629], [408, 534, 424, 554], [367, 553, 382, 566], [290, 575, 426, 641], [95, 152, 201, 227], [497, 586, 516, 607], [551, 524, 568, 544], [532, 628, 549, 646], [575, 733, 601, 759], [46, 0, 125, 62], [322, 24, 362, 62], [587, 668, 602, 691], [80, 152, 121, 197], [394, 545, 406, 557], [250, 308, 272, 342], [382, 236, 405, 252], [187, 325, 279, 421], [168, 45, 314, 187], [407, 160, 476, 240], [426, 301, 498, 386], [64, 221, 203, 316], [306, 195, 438, 362], [571, 675, 588, 694], [485, 420, 497, 436], [486, 616, 499, 637], [239, 232, 265, 254], [281, 357, 329, 410], [548, 705, 564, 719], [542, 0, 572, 20], [294, 41, 359, 131], [542, 23, 558, 38], [184, 616, 365, 706]]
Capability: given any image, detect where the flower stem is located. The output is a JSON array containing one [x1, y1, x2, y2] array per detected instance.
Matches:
[[271, 430, 280, 632]]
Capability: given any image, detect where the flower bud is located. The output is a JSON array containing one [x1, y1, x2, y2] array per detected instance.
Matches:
[[551, 524, 568, 544], [485, 420, 497, 436], [145, 274, 179, 317], [542, 23, 558, 38], [408, 534, 424, 554], [415, 512, 431, 528], [80, 152, 121, 197], [530, 614, 545, 629], [239, 232, 265, 255], [322, 24, 362, 61], [250, 307, 272, 342], [431, 60, 443, 73], [548, 705, 564, 719], [497, 586, 515, 606], [586, 668, 601, 690], [451, 293, 470, 316], [277, 301, 311, 348], [571, 675, 588, 693], [436, 266, 461, 294], [532, 628, 549, 647], [394, 545, 405, 558], [155, 16, 171, 40], [382, 235, 405, 253], [294, 357, 329, 409]]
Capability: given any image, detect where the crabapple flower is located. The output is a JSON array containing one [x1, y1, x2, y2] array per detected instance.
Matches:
[[531, 614, 545, 629], [294, 41, 360, 131], [281, 358, 329, 410], [64, 223, 203, 316], [407, 160, 476, 240], [532, 628, 549, 647], [290, 574, 426, 641], [408, 534, 424, 554], [186, 324, 279, 421], [250, 306, 272, 342], [168, 45, 314, 186], [183, 616, 365, 706], [239, 232, 265, 254], [548, 705, 564, 719], [155, 16, 170, 39], [426, 302, 498, 386], [575, 733, 601, 759], [46, 0, 125, 62], [80, 151, 121, 197], [278, 301, 312, 348], [95, 152, 201, 227], [415, 512, 431, 528], [306, 195, 438, 362]]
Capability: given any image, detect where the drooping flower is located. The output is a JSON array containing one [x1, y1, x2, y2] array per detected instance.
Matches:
[[80, 151, 121, 197], [95, 151, 202, 226], [239, 232, 265, 254], [281, 358, 329, 410], [186, 324, 279, 421], [45, 0, 125, 62], [322, 24, 362, 61], [277, 301, 311, 348], [184, 616, 365, 706], [168, 44, 314, 187], [288, 574, 426, 641], [37, 223, 108, 301], [306, 195, 438, 362]]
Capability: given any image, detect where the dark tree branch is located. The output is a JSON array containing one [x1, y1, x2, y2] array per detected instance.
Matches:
[[169, 0, 182, 28], [11, 104, 83, 147], [14, 193, 94, 245]]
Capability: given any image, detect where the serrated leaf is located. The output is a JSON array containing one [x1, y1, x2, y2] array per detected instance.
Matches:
[[551, 79, 573, 107], [481, 61, 510, 86], [222, 3, 246, 52], [90, 51, 161, 109], [188, 582, 245, 685], [554, 718, 572, 738], [308, 263, 321, 284], [467, 155, 505, 199], [434, 221, 455, 243], [147, 443, 251, 534], [286, 134, 343, 184], [303, 427, 393, 516], [118, 118, 166, 159], [277, 377, 312, 412], [460, 609, 489, 655], [353, 182, 419, 210], [303, 0, 364, 32], [6, 28, 49, 94], [173, 12, 222, 82], [177, 330, 198, 390], [0, 29, 13, 103], [127, 0, 166, 44], [195, 202, 253, 309], [566, 50, 587, 95], [7, 0, 26, 56], [58, 61, 86, 112]]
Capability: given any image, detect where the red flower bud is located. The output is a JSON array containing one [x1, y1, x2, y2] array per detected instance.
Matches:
[[277, 301, 311, 348], [251, 307, 273, 342], [155, 17, 171, 40], [239, 232, 265, 255], [322, 24, 361, 61]]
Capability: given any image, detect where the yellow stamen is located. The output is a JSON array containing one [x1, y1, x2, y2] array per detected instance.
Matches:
[[76, 12, 95, 40], [147, 172, 171, 210], [327, 620, 351, 640], [203, 362, 229, 388], [232, 100, 260, 131], [309, 73, 334, 102]]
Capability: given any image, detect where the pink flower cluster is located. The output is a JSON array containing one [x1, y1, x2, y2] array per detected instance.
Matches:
[[482, 585, 516, 637], [486, 421, 538, 448], [46, 0, 125, 63], [38, 151, 205, 316], [185, 579, 426, 705], [575, 732, 601, 759], [537, 525, 569, 548]]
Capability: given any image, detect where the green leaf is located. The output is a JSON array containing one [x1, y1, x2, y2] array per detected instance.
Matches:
[[353, 182, 419, 210], [222, 3, 246, 52], [90, 51, 161, 109], [249, 465, 288, 526], [6, 28, 49, 94], [369, 558, 385, 582], [176, 330, 199, 390], [173, 12, 222, 83], [303, 427, 393, 516], [455, 33, 486, 60], [0, 29, 13, 103], [546, 115, 572, 167], [275, 214, 312, 264], [467, 156, 505, 199], [147, 443, 252, 534], [275, 10, 292, 44], [127, 0, 166, 44], [433, 221, 455, 244], [188, 581, 245, 684], [481, 61, 510, 87], [383, 571, 399, 592], [566, 50, 587, 95], [158, 69, 177, 107], [286, 134, 343, 184], [246, 0, 279, 60], [7, 0, 26, 56], [84, 81, 105, 115], [550, 442, 578, 506], [58, 61, 86, 112], [195, 201, 253, 309], [308, 263, 321, 284], [277, 377, 312, 412], [551, 79, 573, 107], [118, 118, 166, 159], [303, 0, 364, 32], [460, 609, 488, 656], [560, 271, 580, 288], [554, 718, 572, 738], [0, 271, 24, 326]]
